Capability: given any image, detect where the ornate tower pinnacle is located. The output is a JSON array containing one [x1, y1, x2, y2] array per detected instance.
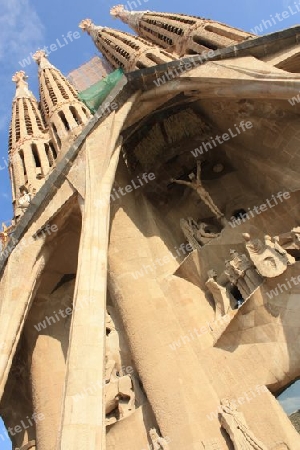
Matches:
[[110, 5, 148, 31], [33, 50, 91, 155], [12, 71, 33, 99], [79, 18, 176, 72], [110, 6, 254, 56], [9, 72, 54, 220]]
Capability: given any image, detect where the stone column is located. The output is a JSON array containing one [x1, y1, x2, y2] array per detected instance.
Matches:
[[59, 94, 139, 450], [108, 160, 223, 450]]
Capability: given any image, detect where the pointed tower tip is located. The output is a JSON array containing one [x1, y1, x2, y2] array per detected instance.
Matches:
[[32, 49, 47, 64], [110, 4, 126, 19], [109, 5, 148, 30], [12, 71, 28, 85], [79, 18, 94, 34], [12, 71, 33, 99], [32, 50, 55, 70]]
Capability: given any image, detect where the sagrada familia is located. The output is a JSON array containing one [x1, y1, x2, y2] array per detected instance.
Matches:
[[1, 4, 300, 449]]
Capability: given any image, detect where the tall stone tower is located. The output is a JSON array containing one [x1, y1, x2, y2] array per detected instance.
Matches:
[[33, 50, 91, 155], [110, 5, 254, 56], [1, 7, 300, 450], [9, 71, 51, 221], [79, 18, 177, 71]]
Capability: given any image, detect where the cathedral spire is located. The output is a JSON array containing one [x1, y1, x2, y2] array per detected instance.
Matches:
[[33, 50, 91, 155], [79, 18, 176, 72], [9, 72, 53, 220], [110, 4, 148, 31], [110, 6, 254, 56]]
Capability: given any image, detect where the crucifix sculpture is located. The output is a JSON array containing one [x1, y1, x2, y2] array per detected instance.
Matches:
[[171, 161, 226, 225]]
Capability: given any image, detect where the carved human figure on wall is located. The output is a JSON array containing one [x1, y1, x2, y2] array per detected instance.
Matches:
[[230, 249, 262, 295], [149, 428, 170, 450], [172, 161, 227, 225], [180, 217, 220, 251], [194, 221, 220, 245], [220, 399, 268, 450], [224, 250, 261, 302], [105, 311, 135, 425], [264, 235, 295, 265], [206, 270, 231, 318], [18, 186, 32, 210], [291, 227, 300, 248], [243, 233, 294, 278], [180, 218, 201, 251]]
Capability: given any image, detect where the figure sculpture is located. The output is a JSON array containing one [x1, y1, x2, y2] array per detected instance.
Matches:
[[105, 311, 135, 425], [172, 161, 227, 225], [264, 235, 295, 265], [180, 217, 220, 251], [243, 233, 294, 278], [220, 399, 268, 450], [206, 270, 231, 318], [149, 428, 170, 450]]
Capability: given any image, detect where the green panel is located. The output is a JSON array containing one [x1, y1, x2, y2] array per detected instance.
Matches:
[[78, 68, 124, 113]]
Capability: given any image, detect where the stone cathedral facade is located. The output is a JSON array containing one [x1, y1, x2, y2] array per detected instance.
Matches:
[[1, 5, 300, 450]]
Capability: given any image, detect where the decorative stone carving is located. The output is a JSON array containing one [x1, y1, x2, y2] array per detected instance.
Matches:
[[291, 227, 300, 248], [172, 161, 226, 225], [243, 233, 295, 278], [180, 217, 220, 250], [180, 218, 201, 251], [18, 187, 32, 210], [206, 270, 231, 318], [105, 311, 135, 425], [149, 428, 170, 450], [220, 399, 268, 450], [225, 250, 262, 301], [264, 235, 295, 265]]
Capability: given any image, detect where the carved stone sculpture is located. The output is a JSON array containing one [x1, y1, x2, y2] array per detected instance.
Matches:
[[180, 217, 220, 251], [291, 227, 300, 247], [264, 235, 295, 265], [224, 250, 262, 301], [194, 221, 220, 245], [18, 187, 32, 210], [243, 233, 294, 278], [149, 428, 170, 450], [231, 249, 263, 294], [220, 399, 268, 450], [105, 311, 136, 425], [206, 270, 231, 318], [180, 217, 201, 251], [172, 161, 226, 225]]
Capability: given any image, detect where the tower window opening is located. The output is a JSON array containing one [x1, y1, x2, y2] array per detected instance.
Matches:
[[192, 35, 219, 50], [32, 102, 44, 131], [19, 150, 27, 176], [69, 106, 83, 125], [44, 74, 58, 106], [52, 72, 70, 100], [58, 111, 70, 131], [52, 123, 61, 148], [31, 143, 41, 168], [49, 141, 57, 159], [45, 143, 57, 167], [23, 100, 33, 135], [81, 107, 90, 119]]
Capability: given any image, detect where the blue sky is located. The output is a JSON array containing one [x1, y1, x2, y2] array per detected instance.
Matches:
[[0, 0, 300, 447]]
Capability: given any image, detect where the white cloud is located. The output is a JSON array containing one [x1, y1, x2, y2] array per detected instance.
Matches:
[[0, 0, 45, 65]]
